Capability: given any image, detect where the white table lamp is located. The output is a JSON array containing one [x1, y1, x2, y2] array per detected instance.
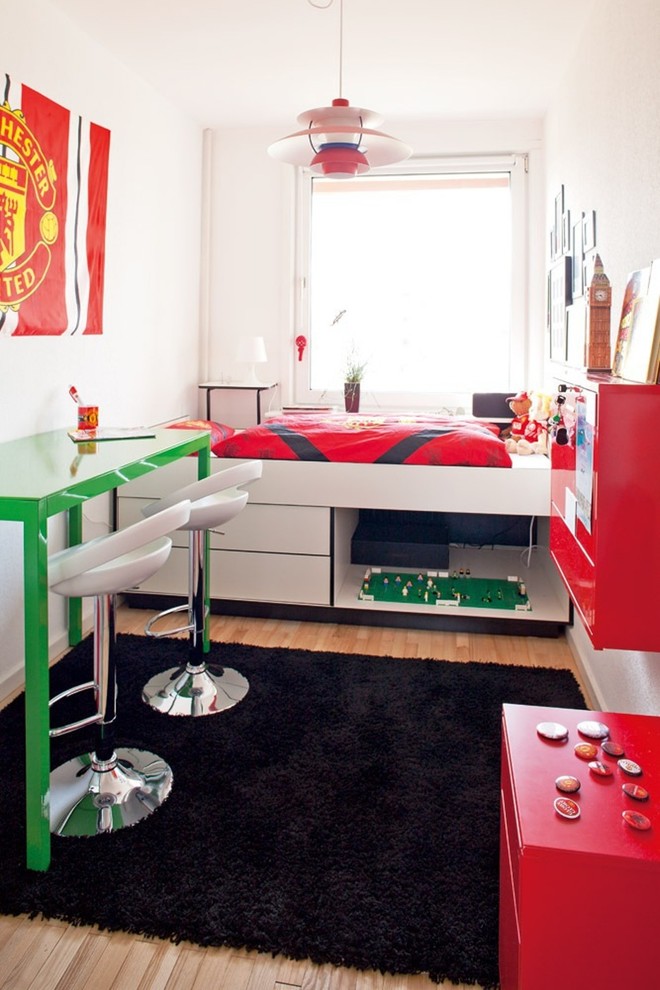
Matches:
[[235, 336, 268, 386]]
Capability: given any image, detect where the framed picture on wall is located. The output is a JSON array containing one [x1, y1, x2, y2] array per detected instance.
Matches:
[[552, 186, 564, 260], [566, 300, 587, 369], [571, 214, 585, 298], [549, 255, 572, 362], [583, 210, 597, 252], [562, 210, 571, 256], [554, 186, 564, 237]]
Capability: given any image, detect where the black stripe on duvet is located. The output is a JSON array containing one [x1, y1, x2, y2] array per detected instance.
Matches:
[[266, 423, 330, 461], [374, 428, 454, 464]]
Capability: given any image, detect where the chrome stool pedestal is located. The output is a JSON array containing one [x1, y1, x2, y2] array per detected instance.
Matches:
[[50, 747, 173, 837], [48, 500, 191, 837], [141, 460, 262, 717], [142, 662, 249, 717]]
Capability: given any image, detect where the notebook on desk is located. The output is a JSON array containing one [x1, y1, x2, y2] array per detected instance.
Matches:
[[67, 428, 157, 443]]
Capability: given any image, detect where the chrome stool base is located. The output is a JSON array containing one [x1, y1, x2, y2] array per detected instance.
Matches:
[[50, 747, 173, 837], [142, 663, 249, 716]]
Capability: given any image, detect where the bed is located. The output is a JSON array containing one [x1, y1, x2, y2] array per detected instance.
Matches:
[[197, 406, 551, 518], [120, 399, 566, 635], [211, 412, 513, 467]]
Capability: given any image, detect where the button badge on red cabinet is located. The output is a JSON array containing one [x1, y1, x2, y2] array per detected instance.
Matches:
[[537, 721, 569, 740], [577, 720, 610, 739], [622, 809, 651, 831], [622, 783, 649, 801], [588, 760, 614, 777], [554, 797, 581, 819], [574, 742, 599, 760], [556, 775, 581, 793], [618, 759, 643, 776]]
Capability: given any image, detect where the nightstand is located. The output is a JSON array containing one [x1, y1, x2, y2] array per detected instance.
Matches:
[[198, 382, 279, 426]]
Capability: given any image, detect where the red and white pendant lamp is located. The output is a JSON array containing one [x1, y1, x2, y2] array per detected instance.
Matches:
[[268, 0, 411, 178]]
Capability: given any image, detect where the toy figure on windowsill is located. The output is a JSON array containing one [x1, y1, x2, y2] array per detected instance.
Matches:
[[503, 390, 551, 455]]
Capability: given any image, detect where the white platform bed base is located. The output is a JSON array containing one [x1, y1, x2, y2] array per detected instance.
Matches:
[[214, 453, 551, 516], [117, 453, 571, 637]]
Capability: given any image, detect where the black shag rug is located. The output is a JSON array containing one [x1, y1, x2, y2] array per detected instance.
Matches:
[[0, 635, 585, 987]]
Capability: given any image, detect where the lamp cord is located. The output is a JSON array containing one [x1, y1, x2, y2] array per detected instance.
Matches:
[[338, 0, 343, 98], [308, 0, 343, 98]]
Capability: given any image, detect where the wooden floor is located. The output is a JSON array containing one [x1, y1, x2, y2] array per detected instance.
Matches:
[[0, 607, 586, 990]]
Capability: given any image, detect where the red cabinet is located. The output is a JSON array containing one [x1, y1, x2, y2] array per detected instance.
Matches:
[[549, 371, 660, 650], [500, 703, 660, 990]]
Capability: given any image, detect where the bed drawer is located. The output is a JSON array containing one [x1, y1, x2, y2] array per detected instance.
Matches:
[[211, 550, 331, 605], [117, 498, 330, 555], [126, 546, 331, 606], [214, 503, 330, 555]]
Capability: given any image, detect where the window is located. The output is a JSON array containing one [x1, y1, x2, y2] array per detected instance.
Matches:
[[293, 155, 528, 411]]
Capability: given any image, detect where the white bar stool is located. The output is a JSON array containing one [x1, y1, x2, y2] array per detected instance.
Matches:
[[141, 460, 262, 716], [48, 498, 191, 837]]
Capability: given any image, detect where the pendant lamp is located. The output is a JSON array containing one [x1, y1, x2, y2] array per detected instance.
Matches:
[[268, 0, 411, 178]]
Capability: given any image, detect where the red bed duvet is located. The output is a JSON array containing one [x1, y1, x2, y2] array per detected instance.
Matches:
[[212, 413, 512, 467]]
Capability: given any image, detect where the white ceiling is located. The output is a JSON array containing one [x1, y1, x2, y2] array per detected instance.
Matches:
[[50, 0, 599, 130]]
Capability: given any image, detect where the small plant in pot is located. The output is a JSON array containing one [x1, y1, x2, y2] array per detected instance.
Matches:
[[344, 348, 366, 413]]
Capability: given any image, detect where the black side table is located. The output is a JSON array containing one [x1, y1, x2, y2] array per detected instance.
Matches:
[[198, 382, 279, 425]]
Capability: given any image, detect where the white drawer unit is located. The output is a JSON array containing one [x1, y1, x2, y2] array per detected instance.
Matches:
[[117, 494, 333, 607]]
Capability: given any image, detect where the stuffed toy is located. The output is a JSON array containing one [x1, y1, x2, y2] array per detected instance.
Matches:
[[527, 391, 552, 453], [504, 389, 551, 455]]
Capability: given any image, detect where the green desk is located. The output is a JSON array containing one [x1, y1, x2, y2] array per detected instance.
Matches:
[[0, 427, 211, 870]]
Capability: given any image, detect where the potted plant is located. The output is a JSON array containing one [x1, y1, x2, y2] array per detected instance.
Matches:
[[344, 347, 366, 413]]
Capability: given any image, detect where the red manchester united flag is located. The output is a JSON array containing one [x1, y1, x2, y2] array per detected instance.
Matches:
[[0, 74, 110, 335]]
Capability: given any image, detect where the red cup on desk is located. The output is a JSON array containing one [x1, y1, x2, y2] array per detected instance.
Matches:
[[77, 405, 99, 432]]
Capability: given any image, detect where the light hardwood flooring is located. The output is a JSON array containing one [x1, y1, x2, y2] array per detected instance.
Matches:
[[0, 607, 586, 990]]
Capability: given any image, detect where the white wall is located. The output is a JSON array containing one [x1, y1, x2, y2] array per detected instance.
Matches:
[[544, 0, 660, 333], [544, 0, 660, 713], [0, 0, 204, 693], [205, 127, 294, 392]]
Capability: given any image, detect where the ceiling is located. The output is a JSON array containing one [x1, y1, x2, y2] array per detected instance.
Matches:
[[50, 0, 599, 130]]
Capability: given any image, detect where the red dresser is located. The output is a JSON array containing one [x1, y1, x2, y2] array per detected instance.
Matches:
[[500, 703, 660, 990], [549, 371, 660, 651]]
